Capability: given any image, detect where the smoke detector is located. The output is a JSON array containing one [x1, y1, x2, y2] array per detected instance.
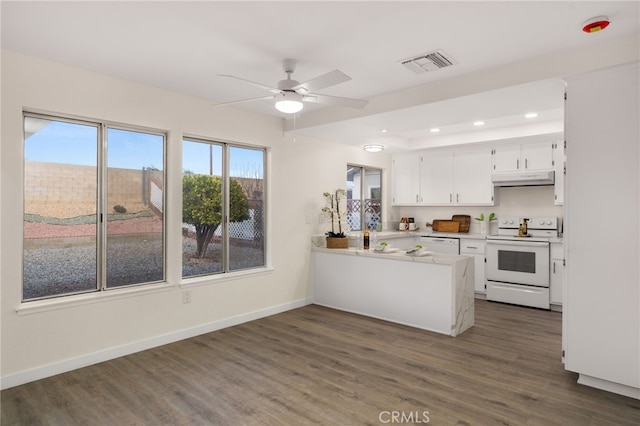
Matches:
[[399, 49, 457, 74], [582, 15, 610, 33]]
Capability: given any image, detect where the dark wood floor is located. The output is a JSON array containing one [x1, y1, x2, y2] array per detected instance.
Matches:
[[2, 300, 639, 425]]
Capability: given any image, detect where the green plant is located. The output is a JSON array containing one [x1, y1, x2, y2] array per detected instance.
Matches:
[[322, 189, 347, 238], [113, 204, 127, 214], [475, 212, 497, 221], [182, 174, 250, 258]]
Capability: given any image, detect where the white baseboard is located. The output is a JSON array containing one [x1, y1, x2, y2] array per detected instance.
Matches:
[[1, 297, 312, 390], [578, 374, 640, 400]]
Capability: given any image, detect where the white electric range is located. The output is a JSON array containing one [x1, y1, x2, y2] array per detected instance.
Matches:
[[485, 216, 558, 309]]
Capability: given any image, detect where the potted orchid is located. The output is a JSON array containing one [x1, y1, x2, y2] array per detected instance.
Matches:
[[322, 189, 349, 248]]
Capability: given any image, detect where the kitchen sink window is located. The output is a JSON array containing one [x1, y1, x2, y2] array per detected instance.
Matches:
[[346, 165, 382, 231]]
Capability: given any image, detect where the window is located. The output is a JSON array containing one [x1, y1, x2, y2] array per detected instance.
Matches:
[[23, 113, 165, 301], [182, 139, 265, 278], [346, 165, 382, 231]]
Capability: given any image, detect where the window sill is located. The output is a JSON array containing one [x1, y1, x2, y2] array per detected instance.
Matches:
[[180, 266, 275, 288], [16, 268, 275, 316], [16, 283, 175, 316]]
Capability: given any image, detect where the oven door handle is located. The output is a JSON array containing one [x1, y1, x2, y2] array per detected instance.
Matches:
[[486, 240, 549, 248]]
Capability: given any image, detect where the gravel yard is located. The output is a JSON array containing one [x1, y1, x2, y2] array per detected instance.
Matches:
[[23, 215, 264, 299]]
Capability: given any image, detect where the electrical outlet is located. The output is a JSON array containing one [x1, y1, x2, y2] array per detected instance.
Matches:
[[182, 290, 191, 304]]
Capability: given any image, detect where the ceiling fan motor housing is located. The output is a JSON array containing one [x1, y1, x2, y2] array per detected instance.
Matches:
[[278, 58, 301, 90], [277, 79, 299, 91]]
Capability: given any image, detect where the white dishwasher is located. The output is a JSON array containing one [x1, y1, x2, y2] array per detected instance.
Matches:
[[419, 236, 460, 254]]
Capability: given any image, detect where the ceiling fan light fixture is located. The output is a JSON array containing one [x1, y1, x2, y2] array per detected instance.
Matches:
[[275, 92, 304, 113], [363, 144, 384, 153]]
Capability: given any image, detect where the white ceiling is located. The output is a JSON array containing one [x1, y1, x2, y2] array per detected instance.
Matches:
[[2, 1, 639, 152]]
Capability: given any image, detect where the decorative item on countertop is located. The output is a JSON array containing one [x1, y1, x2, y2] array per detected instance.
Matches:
[[474, 212, 497, 235], [518, 218, 529, 237], [451, 215, 470, 233], [429, 219, 460, 233], [399, 217, 409, 230], [322, 189, 349, 248]]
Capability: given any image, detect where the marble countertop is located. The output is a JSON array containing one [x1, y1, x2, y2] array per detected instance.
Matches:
[[313, 232, 562, 245], [311, 246, 470, 266], [419, 231, 487, 240]]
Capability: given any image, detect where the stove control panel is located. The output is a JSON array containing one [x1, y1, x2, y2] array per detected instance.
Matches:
[[499, 216, 557, 229]]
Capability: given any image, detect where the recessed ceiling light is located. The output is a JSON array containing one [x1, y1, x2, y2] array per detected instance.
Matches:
[[525, 112, 538, 118], [430, 128, 440, 133], [473, 121, 485, 126], [363, 144, 384, 153], [380, 129, 388, 133]]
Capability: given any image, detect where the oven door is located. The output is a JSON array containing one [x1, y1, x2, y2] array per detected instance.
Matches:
[[486, 240, 549, 287]]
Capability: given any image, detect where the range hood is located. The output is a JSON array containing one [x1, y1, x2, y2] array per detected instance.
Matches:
[[492, 170, 555, 187]]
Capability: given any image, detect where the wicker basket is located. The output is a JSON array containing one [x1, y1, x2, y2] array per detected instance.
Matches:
[[326, 237, 349, 249]]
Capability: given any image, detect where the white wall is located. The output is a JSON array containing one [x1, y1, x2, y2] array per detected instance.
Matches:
[[0, 50, 391, 388]]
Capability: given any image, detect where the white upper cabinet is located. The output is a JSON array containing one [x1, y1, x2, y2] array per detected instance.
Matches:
[[454, 147, 494, 205], [412, 146, 493, 206], [391, 153, 420, 205], [419, 150, 454, 205], [492, 141, 554, 173]]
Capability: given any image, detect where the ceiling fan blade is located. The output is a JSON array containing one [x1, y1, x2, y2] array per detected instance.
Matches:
[[217, 74, 282, 94], [292, 69, 351, 94], [303, 93, 368, 109], [212, 95, 276, 107]]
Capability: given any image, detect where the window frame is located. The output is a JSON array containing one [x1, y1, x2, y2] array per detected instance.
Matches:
[[181, 136, 267, 279], [346, 164, 383, 232], [22, 111, 167, 301]]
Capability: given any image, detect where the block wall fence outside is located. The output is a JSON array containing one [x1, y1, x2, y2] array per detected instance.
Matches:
[[24, 161, 154, 216]]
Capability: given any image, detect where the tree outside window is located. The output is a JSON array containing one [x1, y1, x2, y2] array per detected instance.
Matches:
[[182, 139, 265, 277]]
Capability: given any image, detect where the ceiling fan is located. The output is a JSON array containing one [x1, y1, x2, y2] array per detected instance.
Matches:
[[216, 59, 368, 114]]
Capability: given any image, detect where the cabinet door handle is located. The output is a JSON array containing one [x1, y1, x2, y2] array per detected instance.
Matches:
[[449, 193, 452, 203], [467, 246, 477, 249], [517, 159, 519, 170], [456, 193, 459, 203], [416, 194, 419, 203], [553, 262, 556, 273], [525, 158, 528, 169]]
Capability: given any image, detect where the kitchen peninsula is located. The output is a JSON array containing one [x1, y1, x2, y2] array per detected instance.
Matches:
[[311, 242, 475, 337]]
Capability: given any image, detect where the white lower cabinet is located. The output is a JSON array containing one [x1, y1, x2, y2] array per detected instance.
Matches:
[[550, 242, 564, 307], [460, 239, 486, 294]]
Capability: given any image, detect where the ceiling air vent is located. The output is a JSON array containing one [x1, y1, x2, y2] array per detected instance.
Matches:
[[399, 49, 456, 74]]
